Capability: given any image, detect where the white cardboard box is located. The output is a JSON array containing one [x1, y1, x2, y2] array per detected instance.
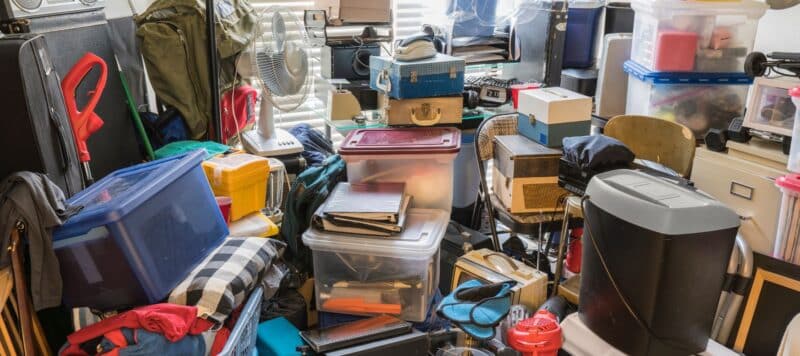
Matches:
[[315, 0, 391, 23], [517, 87, 592, 125]]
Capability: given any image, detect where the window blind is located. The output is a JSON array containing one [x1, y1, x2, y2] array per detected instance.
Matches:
[[247, 0, 434, 144]]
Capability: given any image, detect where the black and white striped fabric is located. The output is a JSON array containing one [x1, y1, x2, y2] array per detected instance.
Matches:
[[169, 237, 285, 324]]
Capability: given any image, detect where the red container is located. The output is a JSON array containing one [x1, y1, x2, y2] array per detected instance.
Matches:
[[216, 196, 232, 224], [653, 31, 698, 72], [508, 310, 562, 356]]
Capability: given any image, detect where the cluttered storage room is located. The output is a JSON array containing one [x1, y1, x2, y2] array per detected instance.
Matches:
[[5, 0, 800, 354]]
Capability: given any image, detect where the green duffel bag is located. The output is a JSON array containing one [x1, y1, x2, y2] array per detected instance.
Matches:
[[135, 0, 257, 139]]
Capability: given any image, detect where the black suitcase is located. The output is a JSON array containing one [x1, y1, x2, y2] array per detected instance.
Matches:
[[0, 34, 83, 196], [508, 0, 567, 86]]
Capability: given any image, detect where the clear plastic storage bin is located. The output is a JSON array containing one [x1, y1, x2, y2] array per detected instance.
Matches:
[[624, 61, 752, 138], [630, 0, 766, 73], [302, 208, 448, 322], [339, 128, 461, 212], [53, 150, 228, 310]]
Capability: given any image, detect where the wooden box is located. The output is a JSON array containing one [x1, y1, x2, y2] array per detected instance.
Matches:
[[492, 135, 567, 213]]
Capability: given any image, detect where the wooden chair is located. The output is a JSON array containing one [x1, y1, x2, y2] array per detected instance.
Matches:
[[474, 113, 562, 251], [604, 115, 697, 178], [1, 226, 53, 356]]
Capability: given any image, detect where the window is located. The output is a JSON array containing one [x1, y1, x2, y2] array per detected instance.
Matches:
[[247, 0, 432, 144]]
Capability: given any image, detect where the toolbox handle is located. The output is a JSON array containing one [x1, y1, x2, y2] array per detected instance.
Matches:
[[375, 69, 391, 93], [482, 252, 519, 273], [410, 103, 442, 126]]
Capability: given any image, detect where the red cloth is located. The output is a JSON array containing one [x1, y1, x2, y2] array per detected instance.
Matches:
[[61, 303, 214, 356]]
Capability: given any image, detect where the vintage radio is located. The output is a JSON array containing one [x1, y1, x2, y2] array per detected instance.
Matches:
[[380, 94, 463, 126], [451, 248, 547, 310], [492, 135, 568, 214], [322, 43, 380, 80], [0, 0, 104, 26]]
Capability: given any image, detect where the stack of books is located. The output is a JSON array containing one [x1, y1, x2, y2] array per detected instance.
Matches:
[[313, 182, 411, 237]]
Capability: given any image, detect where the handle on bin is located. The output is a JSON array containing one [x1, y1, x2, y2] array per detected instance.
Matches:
[[410, 103, 442, 126]]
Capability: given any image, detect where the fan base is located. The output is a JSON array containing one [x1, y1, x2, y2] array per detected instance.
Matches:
[[242, 128, 304, 157]]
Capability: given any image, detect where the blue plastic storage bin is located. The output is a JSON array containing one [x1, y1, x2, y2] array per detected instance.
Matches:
[[220, 287, 263, 356], [563, 0, 603, 68], [53, 150, 228, 310]]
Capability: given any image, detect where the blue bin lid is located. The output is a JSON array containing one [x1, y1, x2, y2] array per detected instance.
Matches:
[[623, 61, 753, 85], [54, 150, 206, 239]]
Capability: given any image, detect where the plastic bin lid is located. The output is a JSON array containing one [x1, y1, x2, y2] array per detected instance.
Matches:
[[631, 0, 767, 17], [777, 174, 800, 193], [54, 150, 206, 239], [339, 128, 461, 155], [585, 169, 740, 235], [302, 208, 449, 258], [623, 61, 753, 85]]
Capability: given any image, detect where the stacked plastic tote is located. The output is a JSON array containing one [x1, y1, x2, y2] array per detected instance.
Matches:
[[624, 0, 767, 138], [303, 127, 461, 322]]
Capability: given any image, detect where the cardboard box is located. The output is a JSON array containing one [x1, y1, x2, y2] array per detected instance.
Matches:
[[315, 0, 391, 23], [492, 135, 567, 214]]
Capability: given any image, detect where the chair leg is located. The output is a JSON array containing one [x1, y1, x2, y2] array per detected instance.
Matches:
[[552, 207, 572, 297]]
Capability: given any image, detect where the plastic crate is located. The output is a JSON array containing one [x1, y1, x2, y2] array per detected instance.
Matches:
[[53, 150, 228, 310], [623, 60, 752, 138], [219, 287, 264, 356], [630, 0, 766, 73]]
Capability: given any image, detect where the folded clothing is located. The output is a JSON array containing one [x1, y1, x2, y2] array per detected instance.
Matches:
[[60, 303, 213, 355], [169, 237, 286, 324]]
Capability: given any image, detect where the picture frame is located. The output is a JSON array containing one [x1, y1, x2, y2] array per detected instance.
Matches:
[[743, 77, 797, 137], [733, 255, 800, 355]]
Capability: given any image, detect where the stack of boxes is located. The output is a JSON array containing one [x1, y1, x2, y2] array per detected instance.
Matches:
[[370, 53, 466, 127], [623, 0, 767, 139], [506, 86, 593, 214], [303, 127, 460, 324]]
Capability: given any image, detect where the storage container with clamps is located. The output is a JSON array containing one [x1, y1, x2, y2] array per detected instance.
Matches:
[[202, 153, 270, 221], [53, 150, 228, 310]]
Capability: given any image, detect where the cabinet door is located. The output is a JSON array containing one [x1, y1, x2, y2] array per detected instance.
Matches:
[[692, 150, 786, 255]]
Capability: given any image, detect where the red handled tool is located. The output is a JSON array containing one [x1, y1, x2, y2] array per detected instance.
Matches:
[[62, 52, 107, 185]]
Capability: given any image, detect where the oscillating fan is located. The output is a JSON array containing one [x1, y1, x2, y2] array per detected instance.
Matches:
[[239, 7, 310, 157]]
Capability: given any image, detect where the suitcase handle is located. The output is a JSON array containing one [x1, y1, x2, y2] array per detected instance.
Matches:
[[410, 103, 441, 126], [62, 52, 107, 163]]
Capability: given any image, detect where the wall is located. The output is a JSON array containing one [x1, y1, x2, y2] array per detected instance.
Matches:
[[754, 5, 800, 53]]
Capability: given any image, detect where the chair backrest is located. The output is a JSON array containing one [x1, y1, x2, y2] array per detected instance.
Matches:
[[475, 114, 519, 161], [604, 115, 696, 177]]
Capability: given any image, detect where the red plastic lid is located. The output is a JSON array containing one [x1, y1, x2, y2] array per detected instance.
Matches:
[[339, 127, 461, 155], [790, 87, 800, 98], [777, 174, 800, 193]]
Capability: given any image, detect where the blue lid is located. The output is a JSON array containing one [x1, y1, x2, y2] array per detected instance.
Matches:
[[54, 150, 206, 239], [623, 61, 753, 85]]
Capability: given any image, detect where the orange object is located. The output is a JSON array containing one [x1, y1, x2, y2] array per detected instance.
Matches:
[[62, 52, 106, 163], [322, 298, 402, 315]]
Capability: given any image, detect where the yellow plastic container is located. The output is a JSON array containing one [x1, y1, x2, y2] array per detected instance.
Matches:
[[202, 153, 269, 221]]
